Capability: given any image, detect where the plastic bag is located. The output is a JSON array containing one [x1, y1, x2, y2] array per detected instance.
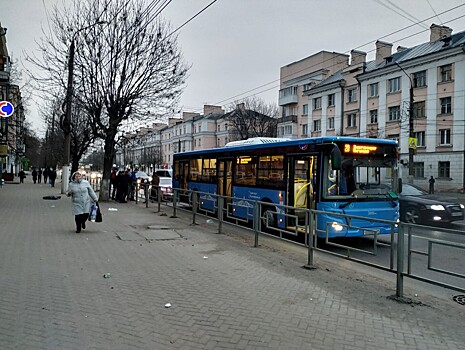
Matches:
[[89, 204, 97, 222]]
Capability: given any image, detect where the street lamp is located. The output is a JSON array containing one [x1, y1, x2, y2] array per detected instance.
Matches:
[[395, 62, 414, 185], [61, 21, 105, 194]]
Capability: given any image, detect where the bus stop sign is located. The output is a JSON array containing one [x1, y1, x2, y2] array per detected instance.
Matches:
[[0, 101, 14, 118]]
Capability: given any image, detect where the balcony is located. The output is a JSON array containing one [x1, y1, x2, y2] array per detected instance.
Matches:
[[278, 85, 298, 106]]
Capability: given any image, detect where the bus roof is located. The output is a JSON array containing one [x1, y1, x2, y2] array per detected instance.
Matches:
[[175, 136, 398, 157]]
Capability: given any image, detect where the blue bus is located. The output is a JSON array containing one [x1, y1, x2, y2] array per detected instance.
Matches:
[[173, 136, 399, 238]]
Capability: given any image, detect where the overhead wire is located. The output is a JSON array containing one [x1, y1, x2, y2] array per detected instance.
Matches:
[[200, 4, 465, 111]]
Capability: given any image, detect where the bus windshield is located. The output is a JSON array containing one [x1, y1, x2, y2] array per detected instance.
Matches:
[[324, 156, 395, 200]]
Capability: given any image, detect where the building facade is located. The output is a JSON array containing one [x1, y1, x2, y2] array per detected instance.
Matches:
[[278, 24, 465, 191]]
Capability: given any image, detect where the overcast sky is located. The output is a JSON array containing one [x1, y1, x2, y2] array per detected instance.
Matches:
[[3, 0, 465, 136]]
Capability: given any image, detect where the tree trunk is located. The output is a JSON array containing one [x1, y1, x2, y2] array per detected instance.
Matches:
[[99, 130, 118, 201]]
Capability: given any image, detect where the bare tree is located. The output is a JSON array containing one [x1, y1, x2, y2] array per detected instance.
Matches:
[[226, 97, 279, 141], [27, 0, 188, 200]]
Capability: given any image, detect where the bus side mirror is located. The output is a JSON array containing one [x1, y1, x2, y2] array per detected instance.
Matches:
[[398, 178, 403, 193], [331, 146, 342, 170]]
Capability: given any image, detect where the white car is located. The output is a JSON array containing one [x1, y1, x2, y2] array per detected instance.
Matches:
[[159, 177, 173, 199]]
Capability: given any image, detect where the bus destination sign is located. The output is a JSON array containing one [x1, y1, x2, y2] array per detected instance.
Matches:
[[343, 144, 378, 155]]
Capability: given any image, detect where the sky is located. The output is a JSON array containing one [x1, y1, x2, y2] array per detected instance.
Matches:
[[3, 0, 465, 136]]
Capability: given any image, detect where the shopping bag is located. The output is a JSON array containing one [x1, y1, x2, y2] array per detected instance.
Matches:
[[95, 203, 103, 223], [89, 204, 97, 222]]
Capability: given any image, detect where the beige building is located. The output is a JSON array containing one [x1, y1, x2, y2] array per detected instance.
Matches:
[[279, 24, 465, 191]]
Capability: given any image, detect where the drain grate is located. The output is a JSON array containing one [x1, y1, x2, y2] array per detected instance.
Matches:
[[452, 295, 465, 305]]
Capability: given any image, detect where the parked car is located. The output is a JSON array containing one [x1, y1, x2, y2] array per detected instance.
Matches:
[[135, 171, 151, 185], [159, 177, 173, 199], [399, 183, 464, 225]]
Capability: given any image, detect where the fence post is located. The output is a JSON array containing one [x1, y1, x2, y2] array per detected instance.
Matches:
[[144, 183, 149, 208], [192, 190, 197, 225], [172, 188, 178, 218], [218, 195, 224, 234], [396, 223, 405, 298], [157, 185, 161, 212], [135, 183, 139, 204], [305, 210, 316, 269], [253, 201, 260, 247]]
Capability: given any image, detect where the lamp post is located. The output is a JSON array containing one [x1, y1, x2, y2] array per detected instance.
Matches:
[[61, 22, 105, 194], [395, 62, 414, 184]]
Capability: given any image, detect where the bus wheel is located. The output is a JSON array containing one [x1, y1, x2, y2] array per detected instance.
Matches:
[[261, 204, 276, 230]]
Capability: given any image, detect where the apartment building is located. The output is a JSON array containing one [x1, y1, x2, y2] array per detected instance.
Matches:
[[279, 24, 465, 191], [0, 24, 25, 178]]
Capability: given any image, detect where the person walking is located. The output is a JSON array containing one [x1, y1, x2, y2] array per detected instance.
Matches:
[[429, 175, 435, 194], [37, 168, 42, 183], [32, 169, 38, 184], [49, 168, 57, 187], [67, 171, 98, 233], [150, 171, 160, 202], [110, 168, 118, 200], [43, 167, 49, 184], [18, 169, 26, 184]]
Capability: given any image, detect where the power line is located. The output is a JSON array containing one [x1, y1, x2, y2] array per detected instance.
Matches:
[[203, 4, 465, 110]]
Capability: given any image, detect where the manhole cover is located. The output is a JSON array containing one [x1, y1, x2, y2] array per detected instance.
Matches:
[[452, 295, 465, 305]]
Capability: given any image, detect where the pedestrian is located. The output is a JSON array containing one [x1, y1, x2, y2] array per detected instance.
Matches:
[[129, 168, 138, 201], [110, 168, 118, 200], [116, 170, 130, 203], [43, 167, 49, 184], [429, 175, 435, 194], [18, 169, 26, 184], [67, 171, 98, 233], [49, 168, 57, 187], [32, 168, 38, 184], [38, 168, 42, 183], [150, 171, 160, 201]]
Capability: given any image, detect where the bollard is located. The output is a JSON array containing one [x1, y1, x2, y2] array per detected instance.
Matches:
[[135, 183, 139, 204]]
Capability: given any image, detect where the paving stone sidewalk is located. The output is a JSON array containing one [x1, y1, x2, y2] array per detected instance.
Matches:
[[1, 178, 465, 350]]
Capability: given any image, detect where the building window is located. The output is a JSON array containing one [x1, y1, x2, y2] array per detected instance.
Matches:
[[413, 101, 426, 118], [313, 120, 321, 132], [347, 113, 356, 128], [388, 106, 401, 121], [313, 97, 321, 110], [438, 161, 450, 178], [348, 88, 357, 103], [217, 125, 220, 131], [440, 97, 452, 114], [413, 70, 426, 88], [369, 83, 378, 97], [414, 131, 425, 147], [388, 77, 401, 93], [302, 104, 308, 115], [413, 162, 424, 178], [369, 109, 378, 124], [198, 125, 202, 132], [328, 94, 335, 106], [388, 134, 399, 144], [439, 129, 451, 145], [284, 125, 292, 135], [302, 124, 308, 135], [328, 117, 335, 130], [440, 64, 452, 82]]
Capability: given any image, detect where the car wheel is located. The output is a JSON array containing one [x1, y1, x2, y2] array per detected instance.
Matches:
[[405, 206, 421, 224]]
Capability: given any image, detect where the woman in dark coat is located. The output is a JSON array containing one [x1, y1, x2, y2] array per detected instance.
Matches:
[[67, 171, 98, 233]]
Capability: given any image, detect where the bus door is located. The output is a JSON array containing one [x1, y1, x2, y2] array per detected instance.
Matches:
[[287, 155, 317, 225], [217, 159, 233, 214], [176, 160, 189, 202]]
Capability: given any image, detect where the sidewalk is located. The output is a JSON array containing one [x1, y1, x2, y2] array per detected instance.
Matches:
[[1, 178, 465, 350]]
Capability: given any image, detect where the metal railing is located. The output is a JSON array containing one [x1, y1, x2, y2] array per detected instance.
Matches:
[[135, 187, 465, 297]]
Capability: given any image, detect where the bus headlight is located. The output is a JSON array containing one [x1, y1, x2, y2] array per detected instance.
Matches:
[[331, 222, 344, 232]]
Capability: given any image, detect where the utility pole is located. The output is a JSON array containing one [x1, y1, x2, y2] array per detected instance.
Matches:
[[396, 62, 415, 184], [408, 82, 414, 184]]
